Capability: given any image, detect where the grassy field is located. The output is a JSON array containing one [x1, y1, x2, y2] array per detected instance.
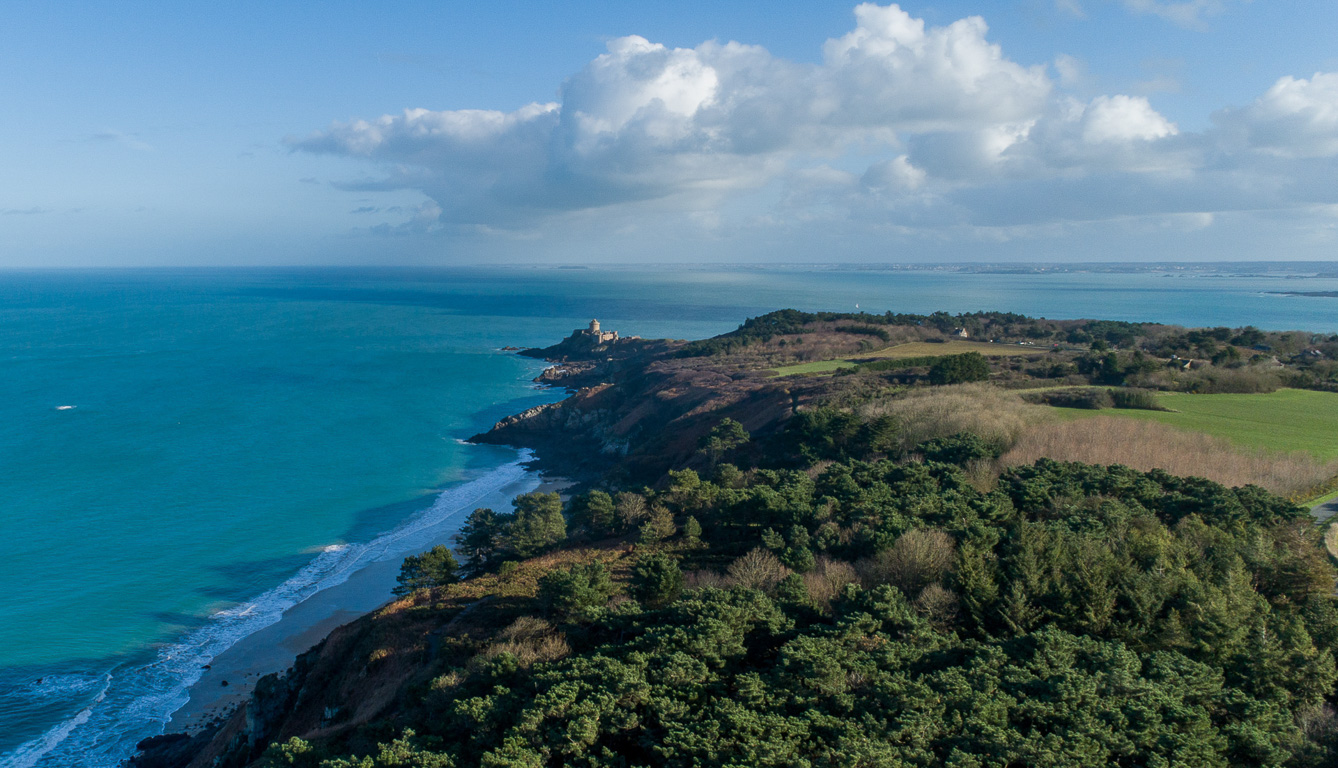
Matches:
[[859, 340, 1051, 360], [770, 340, 1050, 377], [1099, 389, 1338, 460], [769, 359, 859, 376]]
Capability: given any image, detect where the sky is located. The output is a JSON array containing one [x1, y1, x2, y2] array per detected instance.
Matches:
[[2, 1, 1338, 266]]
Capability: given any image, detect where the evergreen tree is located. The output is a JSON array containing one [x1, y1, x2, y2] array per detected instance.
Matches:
[[392, 546, 460, 596], [570, 490, 617, 536], [506, 491, 567, 558], [927, 351, 990, 385], [630, 552, 684, 607], [683, 515, 703, 545], [453, 507, 507, 576], [699, 418, 750, 466], [538, 562, 616, 619]]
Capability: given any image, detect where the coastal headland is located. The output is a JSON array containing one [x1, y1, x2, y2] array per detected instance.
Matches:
[[135, 310, 1338, 768]]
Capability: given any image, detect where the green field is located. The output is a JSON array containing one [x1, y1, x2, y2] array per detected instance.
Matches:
[[1101, 389, 1338, 460], [860, 340, 1050, 360], [770, 340, 1049, 377], [769, 359, 858, 376]]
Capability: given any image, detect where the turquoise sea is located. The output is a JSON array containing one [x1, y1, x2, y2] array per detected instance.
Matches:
[[1, 265, 1336, 766]]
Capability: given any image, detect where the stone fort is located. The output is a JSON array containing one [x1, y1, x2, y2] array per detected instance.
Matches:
[[574, 319, 619, 344]]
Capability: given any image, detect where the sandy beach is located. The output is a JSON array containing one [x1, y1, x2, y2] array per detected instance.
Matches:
[[168, 471, 572, 732]]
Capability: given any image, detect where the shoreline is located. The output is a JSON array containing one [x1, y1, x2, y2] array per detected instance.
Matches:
[[167, 463, 571, 733]]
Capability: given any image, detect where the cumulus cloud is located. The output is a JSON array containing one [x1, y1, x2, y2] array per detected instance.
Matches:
[[1081, 95, 1178, 143], [1215, 72, 1338, 158], [294, 4, 1052, 226], [293, 2, 1338, 258]]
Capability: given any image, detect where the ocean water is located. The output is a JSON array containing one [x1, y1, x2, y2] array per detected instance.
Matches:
[[0, 265, 1335, 767]]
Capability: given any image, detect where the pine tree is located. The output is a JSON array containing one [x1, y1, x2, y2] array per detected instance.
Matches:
[[454, 507, 506, 576], [630, 553, 684, 607], [393, 546, 460, 596], [507, 491, 567, 558]]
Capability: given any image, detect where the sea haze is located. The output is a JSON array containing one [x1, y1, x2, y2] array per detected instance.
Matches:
[[0, 264, 1335, 766]]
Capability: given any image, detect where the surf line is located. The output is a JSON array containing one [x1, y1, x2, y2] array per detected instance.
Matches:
[[0, 450, 537, 768]]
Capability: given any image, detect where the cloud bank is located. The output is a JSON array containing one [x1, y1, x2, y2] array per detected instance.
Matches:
[[293, 3, 1338, 260]]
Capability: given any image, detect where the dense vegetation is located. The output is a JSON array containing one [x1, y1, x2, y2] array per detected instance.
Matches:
[[141, 310, 1338, 768], [682, 309, 1338, 394], [262, 420, 1338, 767]]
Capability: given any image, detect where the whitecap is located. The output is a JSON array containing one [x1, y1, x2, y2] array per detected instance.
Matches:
[[0, 674, 110, 768], [54, 406, 75, 411], [0, 451, 536, 768]]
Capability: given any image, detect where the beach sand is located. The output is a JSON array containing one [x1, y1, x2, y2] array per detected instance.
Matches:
[[168, 471, 571, 731]]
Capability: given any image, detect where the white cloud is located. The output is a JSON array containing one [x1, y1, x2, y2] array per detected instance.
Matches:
[[1215, 72, 1338, 158], [1081, 95, 1178, 143], [293, 3, 1338, 259], [819, 4, 1050, 131], [294, 2, 1051, 229]]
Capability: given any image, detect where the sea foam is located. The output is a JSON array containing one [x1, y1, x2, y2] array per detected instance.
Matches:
[[0, 451, 536, 768]]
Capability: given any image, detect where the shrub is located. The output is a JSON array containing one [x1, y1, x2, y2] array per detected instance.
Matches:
[[538, 563, 617, 619], [479, 617, 570, 669], [1108, 388, 1164, 410], [1179, 366, 1283, 394], [630, 553, 685, 607], [1027, 388, 1113, 410], [835, 324, 892, 341], [928, 352, 990, 385], [855, 355, 940, 374], [393, 545, 460, 596], [917, 432, 1004, 466]]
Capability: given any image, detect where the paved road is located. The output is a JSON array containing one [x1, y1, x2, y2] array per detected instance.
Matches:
[[1314, 498, 1338, 524]]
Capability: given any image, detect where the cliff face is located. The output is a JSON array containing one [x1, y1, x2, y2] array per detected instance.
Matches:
[[473, 336, 816, 483], [134, 591, 475, 768], [134, 547, 634, 768]]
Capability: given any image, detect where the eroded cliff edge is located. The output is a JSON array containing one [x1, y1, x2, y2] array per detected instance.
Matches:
[[468, 329, 817, 484]]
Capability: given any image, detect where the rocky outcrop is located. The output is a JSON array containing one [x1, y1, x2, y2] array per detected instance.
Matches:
[[473, 337, 819, 483]]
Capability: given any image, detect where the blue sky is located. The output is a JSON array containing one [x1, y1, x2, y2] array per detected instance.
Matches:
[[3, 1, 1337, 265]]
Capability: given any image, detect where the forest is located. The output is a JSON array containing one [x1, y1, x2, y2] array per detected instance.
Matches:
[[259, 423, 1338, 767]]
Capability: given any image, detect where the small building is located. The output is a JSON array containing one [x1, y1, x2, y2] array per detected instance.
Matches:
[[952, 328, 970, 338]]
